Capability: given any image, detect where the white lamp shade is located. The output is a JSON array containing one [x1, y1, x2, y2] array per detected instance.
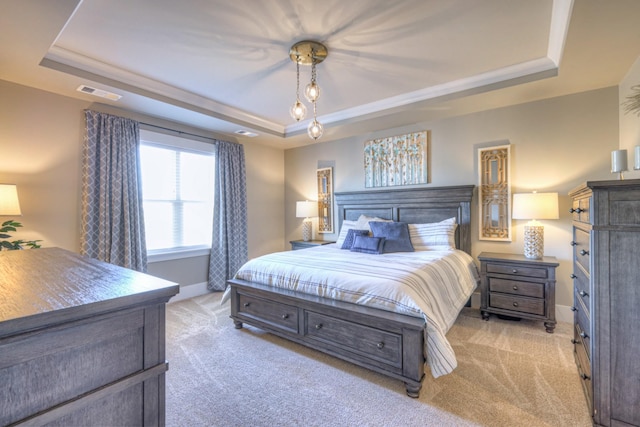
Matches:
[[296, 200, 317, 218], [0, 184, 22, 216], [512, 192, 559, 220]]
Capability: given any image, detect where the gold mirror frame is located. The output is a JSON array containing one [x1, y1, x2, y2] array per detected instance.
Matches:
[[478, 145, 511, 241], [317, 167, 333, 233]]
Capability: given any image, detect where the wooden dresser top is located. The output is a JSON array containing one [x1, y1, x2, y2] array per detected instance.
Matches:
[[0, 247, 178, 336]]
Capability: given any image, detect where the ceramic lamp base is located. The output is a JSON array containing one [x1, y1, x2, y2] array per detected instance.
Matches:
[[523, 224, 544, 259], [302, 219, 312, 242]]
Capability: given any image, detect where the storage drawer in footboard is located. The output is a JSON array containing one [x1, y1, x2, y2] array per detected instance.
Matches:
[[304, 310, 402, 369], [235, 291, 299, 334]]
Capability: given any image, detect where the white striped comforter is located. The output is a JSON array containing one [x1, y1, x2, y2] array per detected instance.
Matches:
[[222, 244, 479, 378]]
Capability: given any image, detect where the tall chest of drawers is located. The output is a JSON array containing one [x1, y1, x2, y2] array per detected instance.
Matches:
[[569, 180, 640, 427]]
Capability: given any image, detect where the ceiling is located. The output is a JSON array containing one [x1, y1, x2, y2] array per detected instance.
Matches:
[[2, 0, 640, 148]]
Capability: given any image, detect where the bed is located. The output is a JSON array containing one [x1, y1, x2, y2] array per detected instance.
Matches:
[[225, 185, 477, 397]]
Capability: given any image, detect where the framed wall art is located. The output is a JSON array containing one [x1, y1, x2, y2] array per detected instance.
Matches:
[[478, 144, 511, 241], [364, 131, 430, 188]]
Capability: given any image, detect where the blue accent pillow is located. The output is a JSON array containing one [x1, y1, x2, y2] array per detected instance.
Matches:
[[350, 235, 386, 254], [369, 221, 414, 253], [341, 229, 370, 249]]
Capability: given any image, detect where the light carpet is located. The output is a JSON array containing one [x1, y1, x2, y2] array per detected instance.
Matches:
[[165, 292, 591, 427]]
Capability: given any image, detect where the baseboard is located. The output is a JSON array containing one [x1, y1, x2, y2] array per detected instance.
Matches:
[[169, 281, 209, 303]]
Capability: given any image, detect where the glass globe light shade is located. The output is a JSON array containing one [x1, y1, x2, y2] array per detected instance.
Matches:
[[307, 119, 323, 140], [304, 82, 320, 103], [290, 100, 307, 121]]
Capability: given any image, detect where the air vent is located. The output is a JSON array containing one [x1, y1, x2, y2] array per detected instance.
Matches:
[[235, 130, 258, 137], [76, 85, 122, 101]]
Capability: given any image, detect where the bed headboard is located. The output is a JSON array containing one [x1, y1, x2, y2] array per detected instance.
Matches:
[[334, 185, 475, 255]]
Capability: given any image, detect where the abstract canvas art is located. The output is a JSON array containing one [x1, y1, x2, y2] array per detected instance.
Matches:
[[364, 131, 429, 188]]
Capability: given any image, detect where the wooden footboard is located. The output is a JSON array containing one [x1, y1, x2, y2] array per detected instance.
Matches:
[[228, 278, 426, 397]]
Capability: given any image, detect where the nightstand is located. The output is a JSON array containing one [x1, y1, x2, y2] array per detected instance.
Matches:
[[478, 252, 559, 333], [290, 240, 335, 250]]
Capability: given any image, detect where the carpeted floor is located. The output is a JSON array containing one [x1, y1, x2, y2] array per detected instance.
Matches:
[[165, 292, 591, 427]]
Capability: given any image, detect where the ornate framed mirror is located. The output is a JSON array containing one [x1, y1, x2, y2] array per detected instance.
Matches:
[[478, 144, 511, 241], [317, 167, 333, 233]]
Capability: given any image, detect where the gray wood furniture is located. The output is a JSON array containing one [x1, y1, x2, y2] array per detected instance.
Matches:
[[0, 247, 179, 427], [228, 185, 475, 398], [478, 252, 558, 333], [569, 179, 640, 427], [289, 239, 335, 250]]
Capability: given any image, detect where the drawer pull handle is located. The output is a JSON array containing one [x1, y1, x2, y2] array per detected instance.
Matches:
[[570, 241, 578, 246], [315, 324, 323, 330], [580, 249, 589, 256], [512, 285, 518, 290], [243, 302, 251, 307], [571, 339, 580, 345], [512, 269, 518, 274], [579, 290, 588, 297], [580, 373, 591, 381], [580, 331, 588, 339], [571, 306, 577, 312], [512, 302, 519, 307], [377, 342, 385, 349], [282, 313, 289, 319], [570, 274, 577, 279]]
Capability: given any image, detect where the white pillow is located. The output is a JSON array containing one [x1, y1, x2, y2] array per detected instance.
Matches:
[[408, 217, 457, 251], [355, 214, 393, 231], [335, 220, 358, 247]]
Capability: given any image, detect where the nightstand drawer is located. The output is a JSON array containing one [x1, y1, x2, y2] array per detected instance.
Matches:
[[485, 263, 548, 279], [488, 277, 544, 298], [489, 293, 545, 316]]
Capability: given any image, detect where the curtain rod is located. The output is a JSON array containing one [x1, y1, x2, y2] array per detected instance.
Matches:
[[138, 121, 221, 143]]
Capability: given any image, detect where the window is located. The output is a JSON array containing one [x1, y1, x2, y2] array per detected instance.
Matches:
[[139, 130, 215, 259]]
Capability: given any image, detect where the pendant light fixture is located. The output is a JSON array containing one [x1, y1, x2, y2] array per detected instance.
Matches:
[[289, 40, 327, 141], [289, 58, 307, 121]]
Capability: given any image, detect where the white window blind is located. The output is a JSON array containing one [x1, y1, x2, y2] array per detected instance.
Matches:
[[139, 131, 215, 255]]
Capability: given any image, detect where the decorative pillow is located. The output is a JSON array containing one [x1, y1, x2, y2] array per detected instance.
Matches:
[[340, 229, 370, 249], [355, 214, 393, 231], [408, 217, 458, 251], [335, 220, 357, 247], [369, 221, 414, 253], [350, 235, 386, 254]]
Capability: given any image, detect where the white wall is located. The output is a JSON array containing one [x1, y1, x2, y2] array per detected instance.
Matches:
[[284, 87, 619, 312]]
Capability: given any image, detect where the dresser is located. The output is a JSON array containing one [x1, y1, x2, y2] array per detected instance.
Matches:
[[0, 248, 179, 426], [569, 179, 640, 427], [478, 252, 558, 333]]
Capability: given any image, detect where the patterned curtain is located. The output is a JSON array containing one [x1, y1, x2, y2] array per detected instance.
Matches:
[[81, 110, 147, 272], [208, 140, 248, 290]]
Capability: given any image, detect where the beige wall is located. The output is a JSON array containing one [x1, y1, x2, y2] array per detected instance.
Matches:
[[620, 54, 640, 178], [0, 79, 285, 289], [0, 77, 625, 308], [284, 87, 619, 310]]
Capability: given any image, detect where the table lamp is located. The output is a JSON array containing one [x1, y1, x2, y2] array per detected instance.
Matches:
[[512, 192, 559, 259], [0, 184, 22, 216], [296, 200, 316, 242]]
